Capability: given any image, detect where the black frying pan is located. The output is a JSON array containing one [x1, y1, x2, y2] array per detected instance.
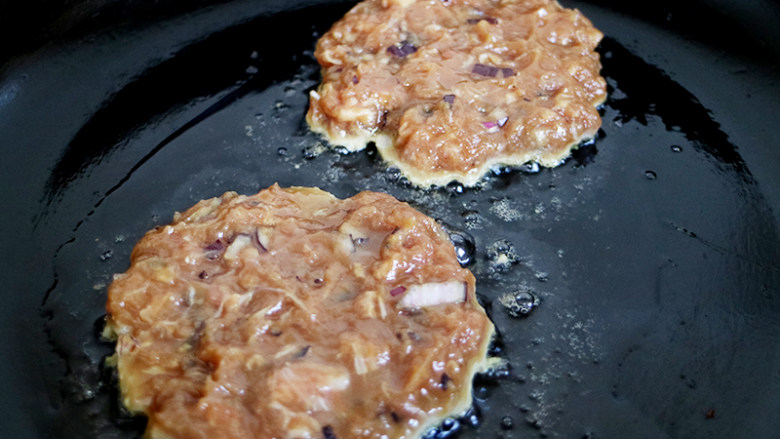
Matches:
[[1, 0, 779, 437]]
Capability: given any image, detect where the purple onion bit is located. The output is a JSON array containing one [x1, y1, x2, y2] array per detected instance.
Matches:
[[500, 67, 515, 78], [295, 345, 311, 359], [483, 116, 509, 131], [390, 286, 407, 297], [204, 239, 225, 260], [467, 17, 498, 25], [205, 239, 225, 251], [472, 63, 499, 77], [387, 41, 418, 58], [443, 94, 456, 104], [251, 229, 268, 252], [322, 426, 337, 439]]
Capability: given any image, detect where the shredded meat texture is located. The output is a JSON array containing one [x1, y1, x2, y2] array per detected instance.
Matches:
[[307, 0, 607, 187], [106, 185, 494, 439]]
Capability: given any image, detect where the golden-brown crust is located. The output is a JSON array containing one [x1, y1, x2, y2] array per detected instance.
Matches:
[[107, 184, 494, 438], [307, 0, 606, 187]]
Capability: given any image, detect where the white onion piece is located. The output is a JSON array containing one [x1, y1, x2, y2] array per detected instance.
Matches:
[[339, 222, 368, 246], [223, 235, 252, 260], [398, 281, 467, 308], [255, 227, 272, 251]]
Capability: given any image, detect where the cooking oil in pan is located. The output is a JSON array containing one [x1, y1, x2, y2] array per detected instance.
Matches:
[[29, 2, 780, 438]]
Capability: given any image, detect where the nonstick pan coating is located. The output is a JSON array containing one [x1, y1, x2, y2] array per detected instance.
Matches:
[[1, 0, 779, 438]]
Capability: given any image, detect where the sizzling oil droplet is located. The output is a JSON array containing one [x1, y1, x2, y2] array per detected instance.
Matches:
[[499, 289, 540, 317], [521, 161, 541, 173], [671, 144, 683, 153], [486, 239, 519, 274], [448, 230, 476, 267], [385, 167, 402, 182], [446, 181, 464, 195], [461, 209, 483, 229], [302, 146, 318, 159], [277, 147, 288, 156], [645, 170, 657, 180], [422, 417, 462, 439], [100, 250, 113, 261], [501, 415, 514, 430]]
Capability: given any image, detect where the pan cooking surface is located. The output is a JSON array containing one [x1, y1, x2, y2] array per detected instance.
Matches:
[[1, 1, 779, 437]]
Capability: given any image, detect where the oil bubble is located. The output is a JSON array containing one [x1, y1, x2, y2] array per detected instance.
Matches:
[[422, 417, 461, 439], [461, 209, 484, 230], [671, 144, 683, 153], [273, 100, 288, 111], [644, 170, 657, 180], [521, 161, 540, 173], [302, 143, 328, 160], [447, 229, 476, 267], [277, 147, 288, 156], [501, 415, 514, 430], [460, 407, 480, 428], [490, 198, 525, 222], [499, 288, 540, 317], [486, 239, 520, 274], [385, 167, 402, 182], [477, 361, 512, 381], [446, 181, 464, 195], [100, 250, 113, 261]]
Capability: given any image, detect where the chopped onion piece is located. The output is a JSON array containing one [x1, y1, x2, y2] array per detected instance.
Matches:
[[472, 63, 498, 77], [254, 227, 271, 252], [501, 67, 515, 78], [389, 286, 407, 296], [387, 41, 418, 58], [443, 94, 456, 104], [482, 121, 500, 133], [205, 239, 225, 252], [204, 239, 225, 260], [497, 116, 509, 127], [467, 17, 498, 25], [398, 281, 466, 308], [339, 222, 369, 246], [223, 235, 252, 261]]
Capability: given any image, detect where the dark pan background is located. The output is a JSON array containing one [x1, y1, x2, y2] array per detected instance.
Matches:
[[1, 0, 779, 438]]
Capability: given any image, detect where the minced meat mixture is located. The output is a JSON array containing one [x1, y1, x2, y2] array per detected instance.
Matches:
[[106, 184, 494, 438], [307, 0, 606, 187]]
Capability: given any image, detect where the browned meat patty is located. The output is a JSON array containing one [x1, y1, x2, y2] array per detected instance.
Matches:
[[307, 0, 606, 186], [106, 184, 494, 438]]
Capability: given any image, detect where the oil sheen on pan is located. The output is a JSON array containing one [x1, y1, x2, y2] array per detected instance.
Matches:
[[105, 184, 495, 438], [307, 0, 606, 187]]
